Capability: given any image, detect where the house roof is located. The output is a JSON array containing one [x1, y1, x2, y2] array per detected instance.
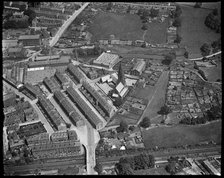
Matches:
[[116, 82, 124, 93], [133, 60, 146, 72], [8, 47, 23, 53], [120, 87, 128, 97], [93, 52, 120, 67], [18, 34, 40, 40]]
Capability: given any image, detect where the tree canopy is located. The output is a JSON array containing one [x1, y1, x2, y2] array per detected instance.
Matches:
[[116, 120, 128, 133], [158, 105, 172, 115], [139, 117, 151, 128], [200, 43, 211, 57], [172, 18, 181, 27]]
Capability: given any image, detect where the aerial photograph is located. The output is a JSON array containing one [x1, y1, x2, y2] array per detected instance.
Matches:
[[2, 1, 221, 175]]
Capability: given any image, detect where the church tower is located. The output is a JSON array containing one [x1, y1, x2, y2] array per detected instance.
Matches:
[[117, 63, 125, 85]]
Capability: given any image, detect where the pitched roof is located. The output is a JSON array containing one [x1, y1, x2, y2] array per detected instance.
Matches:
[[18, 34, 40, 40]]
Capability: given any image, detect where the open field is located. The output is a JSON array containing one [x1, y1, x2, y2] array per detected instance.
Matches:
[[88, 12, 143, 41], [179, 5, 221, 58], [144, 18, 169, 44], [139, 71, 169, 124], [142, 120, 222, 149], [134, 167, 169, 175]]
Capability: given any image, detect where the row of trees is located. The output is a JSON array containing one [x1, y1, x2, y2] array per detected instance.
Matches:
[[165, 156, 189, 175], [204, 8, 221, 33], [179, 105, 221, 125], [198, 69, 207, 81], [115, 153, 155, 175]]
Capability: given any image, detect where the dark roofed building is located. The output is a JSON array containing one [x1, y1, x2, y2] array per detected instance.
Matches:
[[3, 91, 16, 108], [66, 87, 103, 130], [82, 81, 115, 118], [18, 34, 41, 47], [55, 71, 69, 88], [67, 64, 86, 84], [67, 130, 78, 140], [43, 77, 60, 93], [53, 90, 85, 127]]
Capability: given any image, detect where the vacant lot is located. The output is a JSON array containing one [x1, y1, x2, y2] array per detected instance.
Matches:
[[88, 12, 143, 41], [142, 121, 222, 149], [179, 5, 221, 58], [144, 18, 169, 44]]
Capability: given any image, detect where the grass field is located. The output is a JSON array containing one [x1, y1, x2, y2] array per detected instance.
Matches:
[[134, 167, 169, 175], [88, 12, 143, 41], [142, 120, 222, 149], [179, 5, 221, 58], [139, 71, 169, 124], [144, 18, 169, 44]]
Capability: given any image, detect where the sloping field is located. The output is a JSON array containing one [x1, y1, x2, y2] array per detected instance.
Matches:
[[179, 4, 221, 58], [88, 12, 143, 41]]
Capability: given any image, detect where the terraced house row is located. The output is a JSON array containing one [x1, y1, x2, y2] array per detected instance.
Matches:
[[66, 86, 103, 130], [54, 90, 85, 127], [37, 95, 66, 131], [81, 81, 115, 119], [67, 64, 86, 84], [43, 76, 60, 93]]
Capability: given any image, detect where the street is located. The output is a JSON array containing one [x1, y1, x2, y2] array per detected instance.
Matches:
[[49, 2, 90, 47]]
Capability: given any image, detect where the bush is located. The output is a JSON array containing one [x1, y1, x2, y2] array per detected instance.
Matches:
[[141, 24, 148, 30], [172, 18, 181, 27], [158, 105, 172, 115], [194, 2, 202, 8]]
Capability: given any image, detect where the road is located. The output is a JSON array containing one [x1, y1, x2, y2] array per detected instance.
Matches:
[[188, 51, 221, 61], [49, 2, 90, 47]]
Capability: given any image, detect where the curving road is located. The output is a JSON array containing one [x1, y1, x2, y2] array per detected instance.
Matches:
[[188, 51, 221, 61], [49, 2, 90, 47]]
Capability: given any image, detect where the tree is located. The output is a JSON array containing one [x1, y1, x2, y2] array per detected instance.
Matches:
[[174, 34, 182, 44], [139, 117, 151, 128], [194, 2, 202, 8], [175, 5, 182, 18], [172, 18, 181, 27], [94, 162, 103, 175], [162, 52, 176, 66], [200, 43, 211, 57], [141, 23, 148, 30], [137, 8, 144, 16], [158, 105, 172, 115], [107, 2, 113, 11], [117, 120, 128, 133], [150, 8, 159, 18], [114, 97, 123, 107], [184, 51, 189, 59], [127, 6, 131, 13], [212, 8, 218, 16], [115, 162, 134, 175], [129, 125, 135, 132]]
